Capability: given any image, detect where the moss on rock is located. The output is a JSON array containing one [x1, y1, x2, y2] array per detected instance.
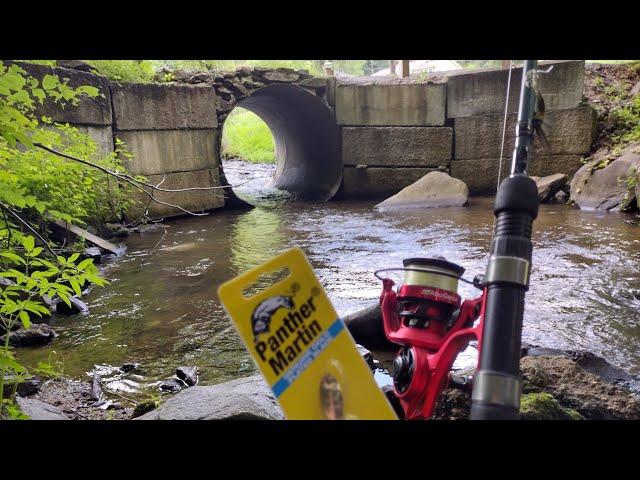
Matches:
[[520, 392, 584, 420], [132, 400, 158, 418]]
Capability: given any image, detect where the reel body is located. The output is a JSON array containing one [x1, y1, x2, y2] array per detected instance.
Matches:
[[379, 258, 486, 420]]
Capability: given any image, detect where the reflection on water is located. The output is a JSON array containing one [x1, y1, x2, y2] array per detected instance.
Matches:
[[16, 163, 640, 399]]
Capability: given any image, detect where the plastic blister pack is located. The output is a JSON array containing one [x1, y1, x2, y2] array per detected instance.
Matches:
[[217, 247, 397, 420]]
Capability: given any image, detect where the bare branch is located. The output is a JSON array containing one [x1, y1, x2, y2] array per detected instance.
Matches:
[[34, 143, 233, 192], [33, 143, 212, 217], [146, 229, 167, 256], [0, 202, 57, 257]]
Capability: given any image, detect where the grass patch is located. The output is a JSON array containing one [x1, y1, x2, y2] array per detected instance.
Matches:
[[221, 108, 275, 163]]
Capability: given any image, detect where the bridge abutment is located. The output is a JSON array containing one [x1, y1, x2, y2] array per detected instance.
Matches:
[[12, 60, 595, 218]]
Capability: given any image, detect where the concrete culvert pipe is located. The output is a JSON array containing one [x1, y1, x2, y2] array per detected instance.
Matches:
[[233, 83, 342, 201]]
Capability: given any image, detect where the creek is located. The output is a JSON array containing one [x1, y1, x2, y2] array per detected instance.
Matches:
[[17, 160, 640, 399]]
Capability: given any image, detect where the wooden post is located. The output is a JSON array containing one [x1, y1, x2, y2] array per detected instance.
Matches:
[[401, 60, 410, 78]]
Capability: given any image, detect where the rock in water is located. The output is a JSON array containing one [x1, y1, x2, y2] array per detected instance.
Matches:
[[137, 375, 284, 420], [120, 363, 139, 373], [375, 171, 468, 211], [531, 173, 568, 203], [90, 374, 103, 402], [55, 296, 89, 315], [356, 344, 375, 371], [176, 366, 198, 386], [2, 375, 42, 398], [1, 324, 56, 347], [570, 142, 640, 211], [159, 378, 187, 393], [553, 190, 569, 204]]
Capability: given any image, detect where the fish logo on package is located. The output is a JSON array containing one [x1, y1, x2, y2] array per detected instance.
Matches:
[[217, 247, 397, 420]]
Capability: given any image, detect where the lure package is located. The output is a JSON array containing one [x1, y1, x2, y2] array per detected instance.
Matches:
[[217, 247, 397, 420]]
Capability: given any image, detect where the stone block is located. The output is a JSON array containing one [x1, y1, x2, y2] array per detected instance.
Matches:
[[114, 129, 219, 176], [111, 83, 217, 130], [450, 155, 585, 195], [342, 127, 452, 167], [454, 105, 596, 160], [335, 83, 446, 126], [10, 61, 112, 125], [341, 166, 441, 199], [446, 60, 584, 118], [75, 125, 114, 158]]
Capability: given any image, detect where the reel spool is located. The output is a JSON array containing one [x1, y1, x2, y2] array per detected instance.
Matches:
[[397, 257, 464, 333]]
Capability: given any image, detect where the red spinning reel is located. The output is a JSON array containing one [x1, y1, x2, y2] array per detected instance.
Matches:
[[377, 257, 486, 420]]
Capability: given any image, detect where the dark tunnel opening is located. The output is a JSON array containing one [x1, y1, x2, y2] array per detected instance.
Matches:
[[221, 83, 342, 202]]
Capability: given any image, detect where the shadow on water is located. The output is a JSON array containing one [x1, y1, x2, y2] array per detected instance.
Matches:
[[16, 163, 640, 398]]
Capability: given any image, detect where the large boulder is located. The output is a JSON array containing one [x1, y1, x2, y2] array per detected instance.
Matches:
[[531, 173, 568, 203], [434, 354, 640, 420], [137, 375, 284, 420], [375, 171, 469, 211], [570, 143, 640, 211], [520, 355, 640, 420], [1, 324, 56, 347]]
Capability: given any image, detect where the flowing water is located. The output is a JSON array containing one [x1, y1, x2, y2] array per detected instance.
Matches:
[[17, 160, 640, 398]]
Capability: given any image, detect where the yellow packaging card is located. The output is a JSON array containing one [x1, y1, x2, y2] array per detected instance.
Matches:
[[217, 247, 397, 420]]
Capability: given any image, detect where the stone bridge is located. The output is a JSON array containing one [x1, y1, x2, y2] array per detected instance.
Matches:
[[15, 60, 595, 219]]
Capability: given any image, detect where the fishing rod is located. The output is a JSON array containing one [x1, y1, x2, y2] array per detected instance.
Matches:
[[469, 60, 540, 419]]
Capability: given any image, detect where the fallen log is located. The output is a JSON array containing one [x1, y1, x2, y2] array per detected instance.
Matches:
[[49, 219, 126, 256]]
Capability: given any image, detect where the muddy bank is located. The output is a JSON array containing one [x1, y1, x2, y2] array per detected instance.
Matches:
[[136, 347, 640, 421], [12, 340, 640, 420]]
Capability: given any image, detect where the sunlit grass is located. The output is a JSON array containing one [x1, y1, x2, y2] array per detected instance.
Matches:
[[221, 108, 275, 163]]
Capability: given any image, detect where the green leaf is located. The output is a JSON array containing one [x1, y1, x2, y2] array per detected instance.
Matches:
[[57, 291, 71, 309], [19, 310, 31, 328], [27, 247, 43, 258], [1, 252, 26, 265], [68, 252, 80, 263], [21, 235, 35, 252], [76, 85, 99, 97], [42, 74, 58, 91], [69, 278, 81, 296], [76, 258, 94, 271], [32, 88, 46, 103]]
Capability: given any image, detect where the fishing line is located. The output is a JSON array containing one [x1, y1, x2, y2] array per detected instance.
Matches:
[[496, 60, 513, 192]]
